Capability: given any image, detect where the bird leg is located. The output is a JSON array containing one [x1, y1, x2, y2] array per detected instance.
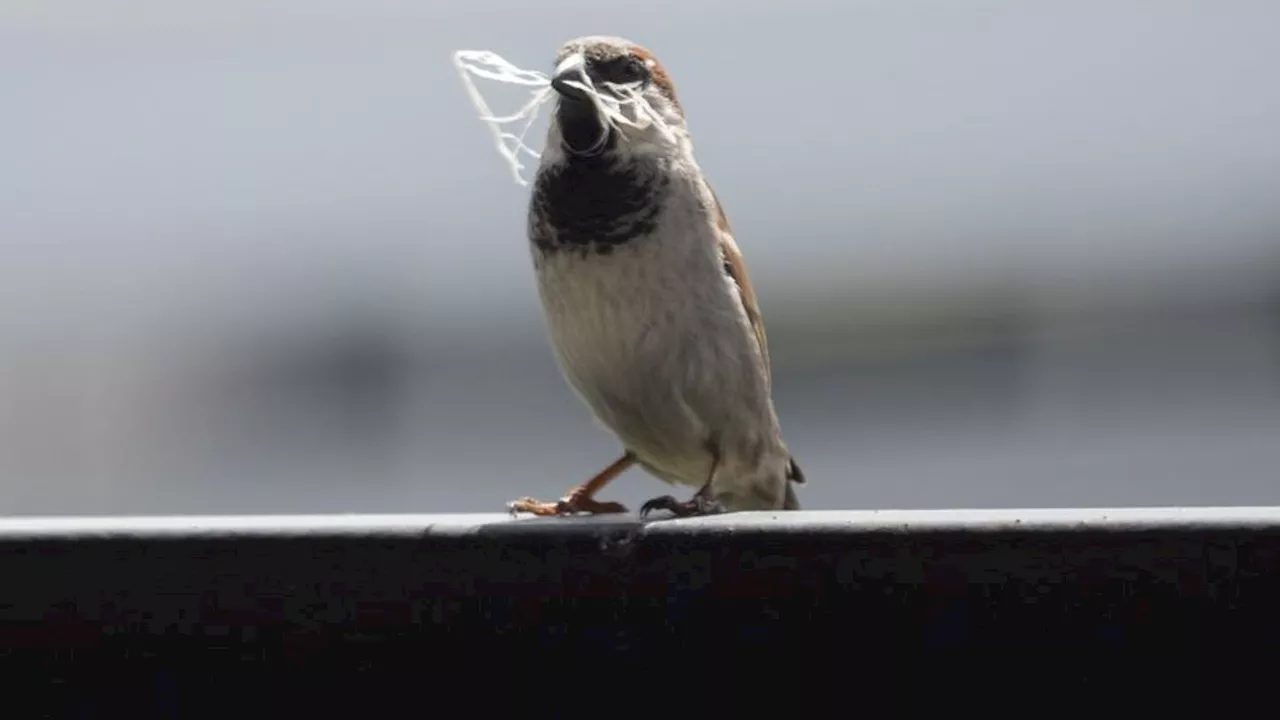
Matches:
[[639, 489, 723, 519], [507, 452, 634, 517], [639, 451, 725, 520]]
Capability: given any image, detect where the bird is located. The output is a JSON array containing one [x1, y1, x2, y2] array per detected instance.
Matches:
[[505, 35, 805, 519]]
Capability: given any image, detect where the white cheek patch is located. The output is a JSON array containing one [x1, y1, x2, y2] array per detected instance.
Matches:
[[452, 48, 676, 187]]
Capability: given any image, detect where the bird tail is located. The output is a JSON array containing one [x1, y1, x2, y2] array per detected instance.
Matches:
[[783, 456, 805, 510], [786, 456, 805, 484], [783, 482, 802, 510]]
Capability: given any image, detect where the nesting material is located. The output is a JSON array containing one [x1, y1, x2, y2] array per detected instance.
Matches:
[[452, 49, 673, 186]]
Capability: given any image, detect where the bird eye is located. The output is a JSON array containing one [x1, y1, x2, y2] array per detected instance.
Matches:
[[622, 57, 645, 80], [600, 56, 647, 84]]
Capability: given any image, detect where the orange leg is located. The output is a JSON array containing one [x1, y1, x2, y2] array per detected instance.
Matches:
[[507, 452, 635, 517]]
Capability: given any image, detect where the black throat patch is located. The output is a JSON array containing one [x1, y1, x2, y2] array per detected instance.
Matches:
[[528, 152, 670, 258]]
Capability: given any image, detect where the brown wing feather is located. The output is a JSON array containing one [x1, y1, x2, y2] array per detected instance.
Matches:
[[706, 184, 806, 487], [705, 184, 771, 387]]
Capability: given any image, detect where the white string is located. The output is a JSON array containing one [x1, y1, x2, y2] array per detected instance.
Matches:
[[452, 50, 554, 186], [452, 49, 675, 187], [558, 78, 676, 145]]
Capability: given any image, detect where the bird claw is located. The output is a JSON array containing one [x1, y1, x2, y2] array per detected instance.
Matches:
[[507, 494, 628, 517], [639, 493, 723, 520]]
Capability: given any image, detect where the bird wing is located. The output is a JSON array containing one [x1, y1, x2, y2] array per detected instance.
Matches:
[[705, 183, 771, 389], [707, 182, 806, 486]]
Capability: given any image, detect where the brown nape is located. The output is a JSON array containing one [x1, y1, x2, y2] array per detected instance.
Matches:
[[628, 46, 681, 113]]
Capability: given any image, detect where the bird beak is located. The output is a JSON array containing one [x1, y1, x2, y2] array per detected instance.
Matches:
[[550, 53, 591, 100]]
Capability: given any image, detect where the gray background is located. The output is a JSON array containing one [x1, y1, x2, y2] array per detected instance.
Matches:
[[2, 0, 1279, 516]]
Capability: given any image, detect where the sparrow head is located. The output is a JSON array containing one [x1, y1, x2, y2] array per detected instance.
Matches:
[[543, 35, 689, 163]]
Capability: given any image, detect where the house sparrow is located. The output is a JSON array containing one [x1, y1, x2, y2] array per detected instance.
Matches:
[[506, 35, 804, 519]]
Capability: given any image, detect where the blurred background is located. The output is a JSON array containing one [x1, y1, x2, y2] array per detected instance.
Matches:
[[2, 0, 1278, 516]]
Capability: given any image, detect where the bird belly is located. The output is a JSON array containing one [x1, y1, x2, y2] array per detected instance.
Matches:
[[533, 236, 765, 488]]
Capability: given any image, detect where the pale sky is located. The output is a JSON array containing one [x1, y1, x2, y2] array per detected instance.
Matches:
[[3, 0, 1278, 340]]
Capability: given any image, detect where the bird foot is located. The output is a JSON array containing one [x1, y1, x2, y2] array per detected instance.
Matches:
[[639, 493, 724, 520], [507, 489, 628, 518]]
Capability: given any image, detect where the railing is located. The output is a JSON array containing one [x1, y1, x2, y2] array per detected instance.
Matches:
[[2, 507, 1277, 708]]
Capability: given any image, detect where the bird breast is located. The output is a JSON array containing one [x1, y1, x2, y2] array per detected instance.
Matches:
[[528, 162, 776, 484]]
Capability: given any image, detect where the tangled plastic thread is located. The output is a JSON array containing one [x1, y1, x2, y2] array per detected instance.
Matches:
[[452, 49, 674, 187]]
